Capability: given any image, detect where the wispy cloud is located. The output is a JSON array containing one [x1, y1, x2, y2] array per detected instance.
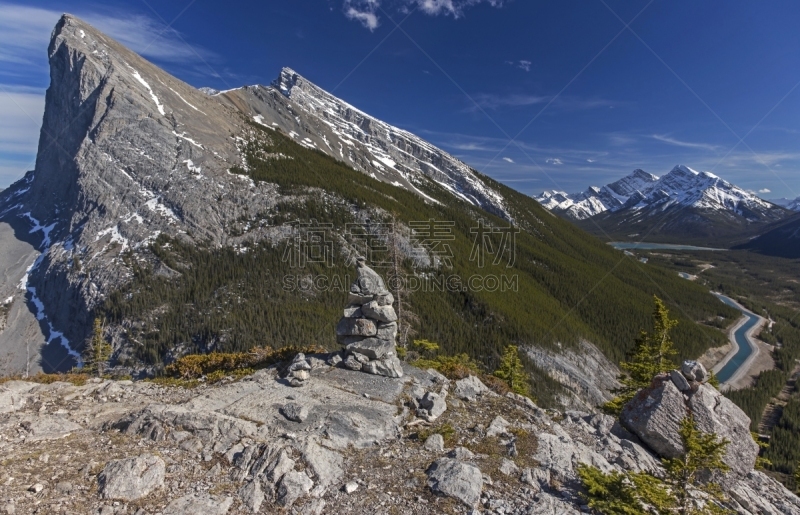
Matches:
[[502, 157, 514, 163], [342, 0, 505, 29], [505, 60, 531, 72], [0, 2, 220, 187], [468, 92, 617, 112], [651, 134, 720, 152], [0, 84, 45, 186], [758, 188, 771, 194], [471, 93, 548, 110], [546, 158, 563, 165], [0, 2, 218, 75]]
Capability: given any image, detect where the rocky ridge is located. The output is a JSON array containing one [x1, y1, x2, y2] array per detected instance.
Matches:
[[1, 358, 798, 514]]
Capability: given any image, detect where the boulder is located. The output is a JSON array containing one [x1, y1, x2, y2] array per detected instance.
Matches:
[[99, 454, 165, 500], [621, 374, 758, 476], [486, 416, 510, 438], [447, 447, 475, 460], [277, 470, 314, 507], [427, 458, 483, 507], [280, 403, 309, 423], [454, 375, 489, 402], [417, 391, 447, 421], [424, 433, 445, 452]]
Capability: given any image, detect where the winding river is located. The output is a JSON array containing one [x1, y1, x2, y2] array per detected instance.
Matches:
[[710, 293, 761, 384]]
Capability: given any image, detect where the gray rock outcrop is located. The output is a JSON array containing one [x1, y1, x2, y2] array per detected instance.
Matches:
[[621, 372, 759, 476], [98, 454, 165, 500], [454, 375, 489, 402], [277, 470, 314, 507], [426, 458, 483, 507], [336, 258, 403, 378], [1, 369, 798, 514]]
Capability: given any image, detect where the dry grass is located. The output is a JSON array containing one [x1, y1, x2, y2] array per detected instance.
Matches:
[[0, 372, 91, 386]]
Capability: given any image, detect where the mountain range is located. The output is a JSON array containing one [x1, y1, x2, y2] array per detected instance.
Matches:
[[535, 165, 790, 244], [770, 196, 800, 211], [0, 15, 735, 408]]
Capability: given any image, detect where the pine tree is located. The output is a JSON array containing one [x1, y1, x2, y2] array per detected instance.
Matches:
[[795, 463, 800, 494], [579, 416, 732, 515], [663, 416, 731, 515], [84, 317, 112, 377], [493, 345, 531, 397], [604, 296, 678, 414], [577, 464, 674, 515]]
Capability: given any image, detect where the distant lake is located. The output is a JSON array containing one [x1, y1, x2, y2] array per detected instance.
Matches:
[[608, 242, 726, 251]]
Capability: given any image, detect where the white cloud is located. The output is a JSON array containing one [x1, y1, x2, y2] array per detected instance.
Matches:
[[546, 158, 563, 165], [586, 159, 595, 163], [0, 84, 45, 187], [0, 4, 56, 66], [651, 134, 720, 152], [342, 0, 504, 29], [502, 157, 514, 163], [758, 188, 771, 194], [344, 0, 379, 30], [470, 92, 615, 112], [0, 2, 217, 73], [517, 60, 531, 72], [472, 93, 549, 110], [83, 13, 217, 63]]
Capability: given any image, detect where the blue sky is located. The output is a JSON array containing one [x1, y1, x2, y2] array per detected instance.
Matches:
[[1, 1, 799, 200]]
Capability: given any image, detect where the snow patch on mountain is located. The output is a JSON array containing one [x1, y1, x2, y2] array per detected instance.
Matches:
[[130, 68, 165, 116]]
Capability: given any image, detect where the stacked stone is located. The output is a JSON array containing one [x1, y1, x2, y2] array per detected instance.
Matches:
[[669, 360, 710, 391], [336, 258, 403, 378]]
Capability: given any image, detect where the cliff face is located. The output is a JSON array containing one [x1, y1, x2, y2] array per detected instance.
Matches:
[[0, 15, 286, 371]]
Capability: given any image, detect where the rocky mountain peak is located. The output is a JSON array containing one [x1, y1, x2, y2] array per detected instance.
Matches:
[[536, 164, 786, 232]]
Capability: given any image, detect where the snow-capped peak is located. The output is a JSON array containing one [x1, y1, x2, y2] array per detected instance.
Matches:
[[226, 67, 513, 219], [536, 165, 782, 222]]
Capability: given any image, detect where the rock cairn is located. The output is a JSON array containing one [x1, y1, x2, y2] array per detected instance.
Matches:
[[336, 258, 403, 378], [284, 353, 312, 387]]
